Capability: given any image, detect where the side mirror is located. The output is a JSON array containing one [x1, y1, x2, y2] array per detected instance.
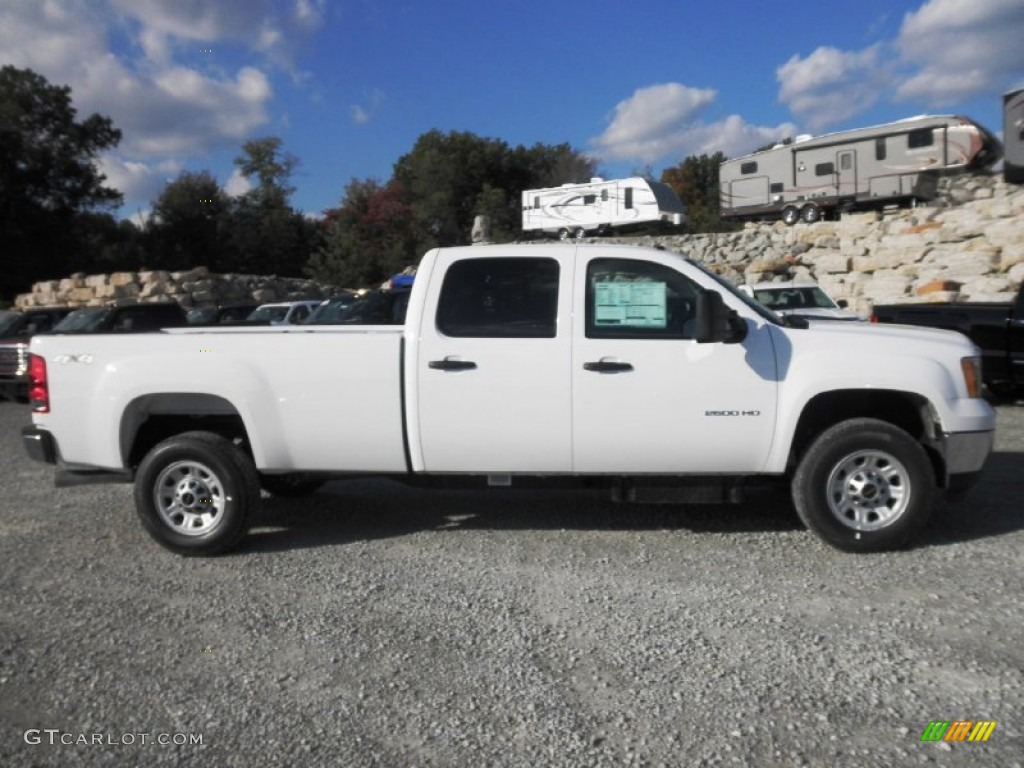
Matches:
[[695, 290, 747, 344]]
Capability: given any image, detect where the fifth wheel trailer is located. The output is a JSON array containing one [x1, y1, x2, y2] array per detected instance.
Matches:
[[522, 177, 685, 239], [719, 115, 1002, 225], [1006, 88, 1024, 184]]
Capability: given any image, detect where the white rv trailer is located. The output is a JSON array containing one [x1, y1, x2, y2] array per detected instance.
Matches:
[[719, 115, 1002, 225], [522, 177, 685, 239], [1005, 88, 1024, 184]]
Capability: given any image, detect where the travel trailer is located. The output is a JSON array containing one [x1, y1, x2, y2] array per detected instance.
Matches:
[[522, 177, 685, 239], [719, 115, 1002, 225], [1005, 88, 1024, 184]]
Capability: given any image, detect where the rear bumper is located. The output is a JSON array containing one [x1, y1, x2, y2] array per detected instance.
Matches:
[[22, 425, 57, 464], [21, 426, 133, 485]]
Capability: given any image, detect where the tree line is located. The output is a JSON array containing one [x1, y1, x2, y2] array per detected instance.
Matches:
[[1, 65, 733, 300]]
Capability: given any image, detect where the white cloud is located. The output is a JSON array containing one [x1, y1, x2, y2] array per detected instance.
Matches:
[[97, 155, 182, 206], [350, 89, 387, 125], [776, 45, 885, 131], [224, 168, 253, 197], [895, 0, 1024, 105], [591, 83, 795, 163]]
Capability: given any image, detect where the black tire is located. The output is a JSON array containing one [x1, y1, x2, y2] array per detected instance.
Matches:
[[792, 418, 937, 552], [800, 203, 821, 224], [782, 206, 799, 226], [574, 227, 586, 240], [558, 228, 571, 241], [134, 431, 260, 555], [260, 473, 326, 497]]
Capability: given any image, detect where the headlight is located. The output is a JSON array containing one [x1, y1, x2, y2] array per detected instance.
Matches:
[[960, 356, 982, 398]]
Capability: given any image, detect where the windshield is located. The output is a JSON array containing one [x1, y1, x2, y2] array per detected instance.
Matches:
[[306, 297, 355, 324], [0, 311, 22, 337], [187, 307, 218, 325], [754, 286, 837, 311], [684, 259, 781, 324], [52, 308, 109, 333], [246, 306, 289, 323]]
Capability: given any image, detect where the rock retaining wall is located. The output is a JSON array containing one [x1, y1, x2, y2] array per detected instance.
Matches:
[[598, 172, 1023, 314], [16, 267, 343, 309]]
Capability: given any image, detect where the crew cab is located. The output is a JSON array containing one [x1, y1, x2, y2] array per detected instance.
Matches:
[[872, 284, 1024, 396], [21, 245, 996, 555]]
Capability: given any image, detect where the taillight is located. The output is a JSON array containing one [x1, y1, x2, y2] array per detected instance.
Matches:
[[28, 354, 49, 413]]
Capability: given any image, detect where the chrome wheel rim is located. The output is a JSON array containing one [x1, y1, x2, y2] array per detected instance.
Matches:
[[153, 460, 227, 536], [826, 450, 910, 531]]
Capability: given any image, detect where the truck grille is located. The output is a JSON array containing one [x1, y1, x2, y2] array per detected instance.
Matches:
[[0, 343, 29, 378]]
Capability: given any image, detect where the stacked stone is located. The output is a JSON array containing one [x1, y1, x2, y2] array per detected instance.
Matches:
[[16, 267, 345, 310]]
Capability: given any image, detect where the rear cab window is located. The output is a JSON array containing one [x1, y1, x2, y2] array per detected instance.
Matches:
[[436, 257, 559, 338]]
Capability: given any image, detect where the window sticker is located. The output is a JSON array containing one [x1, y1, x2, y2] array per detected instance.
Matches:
[[594, 281, 667, 328]]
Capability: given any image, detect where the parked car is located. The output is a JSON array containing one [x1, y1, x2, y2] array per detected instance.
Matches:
[[50, 302, 188, 334], [739, 282, 862, 321], [186, 303, 260, 326], [872, 283, 1024, 397], [304, 292, 359, 324], [325, 275, 414, 325], [0, 307, 76, 400], [245, 301, 321, 325]]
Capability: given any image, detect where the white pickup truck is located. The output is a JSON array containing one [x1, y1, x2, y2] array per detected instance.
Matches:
[[22, 244, 995, 555]]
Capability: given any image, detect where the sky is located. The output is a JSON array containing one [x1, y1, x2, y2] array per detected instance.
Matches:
[[2, 0, 1023, 223]]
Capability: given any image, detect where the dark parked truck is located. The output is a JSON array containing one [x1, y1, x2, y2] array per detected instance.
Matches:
[[872, 284, 1024, 396], [0, 307, 74, 400]]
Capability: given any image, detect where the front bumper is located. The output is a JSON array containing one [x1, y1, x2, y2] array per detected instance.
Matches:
[[939, 429, 995, 490]]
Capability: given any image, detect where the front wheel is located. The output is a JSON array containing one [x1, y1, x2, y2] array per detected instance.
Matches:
[[134, 431, 260, 555], [781, 206, 799, 226], [792, 419, 936, 552]]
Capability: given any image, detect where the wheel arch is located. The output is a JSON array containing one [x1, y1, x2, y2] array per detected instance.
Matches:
[[788, 389, 946, 485], [121, 393, 255, 470]]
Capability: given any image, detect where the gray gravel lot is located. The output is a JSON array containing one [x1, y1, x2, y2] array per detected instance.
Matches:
[[1, 400, 1022, 767]]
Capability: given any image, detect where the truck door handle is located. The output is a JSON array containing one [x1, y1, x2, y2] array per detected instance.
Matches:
[[583, 361, 634, 373], [429, 359, 477, 371]]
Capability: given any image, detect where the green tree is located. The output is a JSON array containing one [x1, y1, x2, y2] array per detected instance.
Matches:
[[660, 152, 736, 234], [0, 65, 122, 296], [392, 130, 598, 251], [221, 137, 320, 275], [306, 178, 416, 287], [146, 171, 230, 270]]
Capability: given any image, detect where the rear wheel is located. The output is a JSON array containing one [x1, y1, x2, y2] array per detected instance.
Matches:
[[792, 418, 936, 552], [134, 431, 260, 555], [800, 203, 821, 224], [558, 228, 571, 241], [782, 206, 799, 226], [575, 227, 586, 240]]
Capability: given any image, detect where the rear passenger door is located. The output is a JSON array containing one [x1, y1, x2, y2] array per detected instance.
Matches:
[[414, 250, 574, 473]]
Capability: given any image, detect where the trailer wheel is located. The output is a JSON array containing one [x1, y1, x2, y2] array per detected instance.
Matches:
[[800, 203, 820, 224], [574, 227, 586, 240], [558, 228, 571, 241], [134, 431, 260, 555], [782, 206, 799, 226], [792, 418, 936, 552]]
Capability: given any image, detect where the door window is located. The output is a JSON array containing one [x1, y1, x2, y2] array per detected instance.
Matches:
[[436, 258, 559, 338], [586, 258, 701, 339]]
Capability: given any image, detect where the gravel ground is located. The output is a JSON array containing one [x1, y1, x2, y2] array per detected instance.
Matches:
[[1, 399, 1022, 767]]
